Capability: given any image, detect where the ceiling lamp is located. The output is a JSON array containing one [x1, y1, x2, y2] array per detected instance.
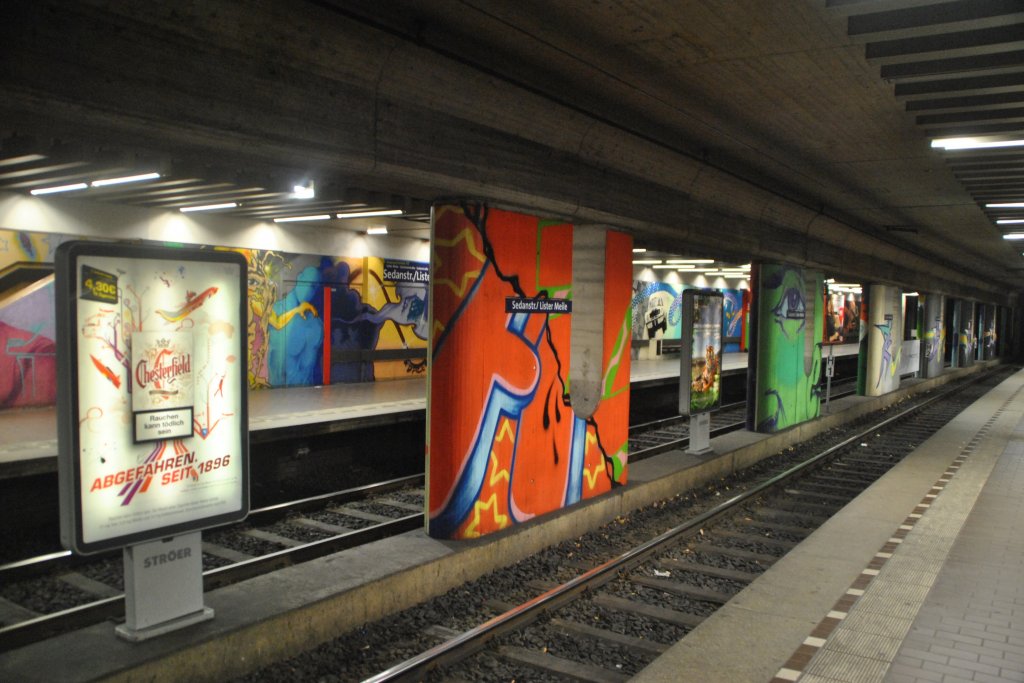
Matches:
[[366, 226, 388, 235], [931, 137, 1024, 151], [291, 182, 315, 199], [30, 182, 88, 195], [91, 172, 161, 187], [336, 209, 403, 219], [180, 202, 239, 213], [274, 214, 331, 223]]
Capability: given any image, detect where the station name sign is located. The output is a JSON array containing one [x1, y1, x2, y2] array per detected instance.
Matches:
[[505, 297, 572, 314], [382, 259, 429, 284]]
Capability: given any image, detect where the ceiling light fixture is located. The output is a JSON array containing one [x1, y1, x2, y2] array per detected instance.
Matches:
[[632, 248, 647, 253], [986, 202, 1024, 208], [91, 172, 161, 187], [632, 259, 662, 265], [1002, 233, 1024, 239], [30, 182, 88, 196], [180, 202, 239, 213], [366, 226, 388, 235], [291, 182, 315, 199], [666, 259, 715, 264], [997, 219, 1024, 225], [274, 214, 331, 223], [931, 137, 1024, 151], [336, 209, 403, 219]]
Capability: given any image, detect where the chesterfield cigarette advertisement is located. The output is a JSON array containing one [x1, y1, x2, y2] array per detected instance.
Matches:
[[56, 242, 249, 554]]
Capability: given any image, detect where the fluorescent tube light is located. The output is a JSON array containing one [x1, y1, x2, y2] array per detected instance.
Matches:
[[997, 219, 1024, 225], [366, 226, 388, 235], [905, 292, 919, 297], [180, 202, 238, 213], [931, 137, 1024, 151], [632, 248, 647, 253], [652, 264, 681, 269], [91, 172, 161, 187], [666, 259, 715, 264], [986, 202, 1024, 208], [1002, 233, 1024, 239], [632, 260, 662, 265], [336, 209, 403, 219], [30, 182, 88, 195], [274, 214, 331, 223]]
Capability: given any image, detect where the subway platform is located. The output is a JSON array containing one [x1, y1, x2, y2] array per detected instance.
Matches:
[[634, 365, 1024, 683], [0, 362, 992, 682]]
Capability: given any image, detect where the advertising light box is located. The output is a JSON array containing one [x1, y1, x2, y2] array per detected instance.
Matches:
[[56, 242, 249, 555], [679, 290, 724, 417]]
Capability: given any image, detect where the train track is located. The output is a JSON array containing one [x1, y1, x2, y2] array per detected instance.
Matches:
[[0, 475, 424, 651], [232, 366, 1010, 682], [0, 373, 901, 654]]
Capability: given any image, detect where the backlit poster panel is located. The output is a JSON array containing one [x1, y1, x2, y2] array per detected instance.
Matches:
[[56, 242, 248, 554], [680, 290, 723, 416]]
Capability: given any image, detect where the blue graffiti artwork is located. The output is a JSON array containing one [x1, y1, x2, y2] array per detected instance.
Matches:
[[268, 266, 324, 386], [874, 321, 893, 388]]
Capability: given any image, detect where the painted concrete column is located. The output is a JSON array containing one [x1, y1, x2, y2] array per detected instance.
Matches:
[[863, 284, 903, 396], [920, 293, 946, 379], [749, 262, 824, 433], [426, 203, 631, 540]]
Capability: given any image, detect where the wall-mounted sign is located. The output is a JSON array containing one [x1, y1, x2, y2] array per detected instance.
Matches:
[[56, 242, 249, 555], [505, 297, 572, 314], [382, 259, 429, 284], [679, 290, 723, 417]]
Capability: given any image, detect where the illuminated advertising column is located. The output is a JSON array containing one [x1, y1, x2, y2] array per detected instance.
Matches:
[[56, 242, 248, 639], [679, 289, 723, 453]]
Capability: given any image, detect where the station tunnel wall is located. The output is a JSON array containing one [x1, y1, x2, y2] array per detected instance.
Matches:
[[0, 221, 430, 409]]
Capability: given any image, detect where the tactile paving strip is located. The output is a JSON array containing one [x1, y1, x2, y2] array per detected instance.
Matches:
[[769, 388, 1021, 683]]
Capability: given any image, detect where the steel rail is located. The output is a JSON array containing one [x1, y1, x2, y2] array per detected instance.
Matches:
[[361, 372, 991, 682], [0, 474, 425, 583]]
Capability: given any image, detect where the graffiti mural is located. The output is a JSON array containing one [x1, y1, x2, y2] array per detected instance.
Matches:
[[864, 284, 903, 396], [631, 281, 681, 341], [0, 229, 65, 408], [921, 293, 945, 379], [428, 203, 631, 540], [753, 263, 824, 433], [0, 227, 429, 413]]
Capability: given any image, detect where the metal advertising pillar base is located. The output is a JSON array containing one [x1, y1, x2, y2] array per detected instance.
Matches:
[[686, 412, 713, 455], [116, 532, 213, 642]]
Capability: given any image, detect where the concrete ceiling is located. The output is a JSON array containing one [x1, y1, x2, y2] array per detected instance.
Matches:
[[0, 1, 1021, 302]]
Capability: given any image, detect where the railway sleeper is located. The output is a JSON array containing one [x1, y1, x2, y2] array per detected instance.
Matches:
[[496, 645, 630, 683], [686, 543, 778, 566], [732, 517, 811, 539], [0, 595, 39, 625], [807, 472, 880, 488], [591, 593, 704, 629], [241, 528, 304, 548], [760, 499, 838, 518], [629, 574, 733, 604], [753, 507, 828, 528], [201, 541, 254, 563], [654, 557, 761, 583], [781, 488, 856, 505], [546, 617, 669, 656], [709, 528, 797, 551], [56, 572, 120, 600]]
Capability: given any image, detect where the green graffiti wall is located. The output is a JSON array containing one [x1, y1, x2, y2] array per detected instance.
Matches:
[[754, 263, 823, 433]]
